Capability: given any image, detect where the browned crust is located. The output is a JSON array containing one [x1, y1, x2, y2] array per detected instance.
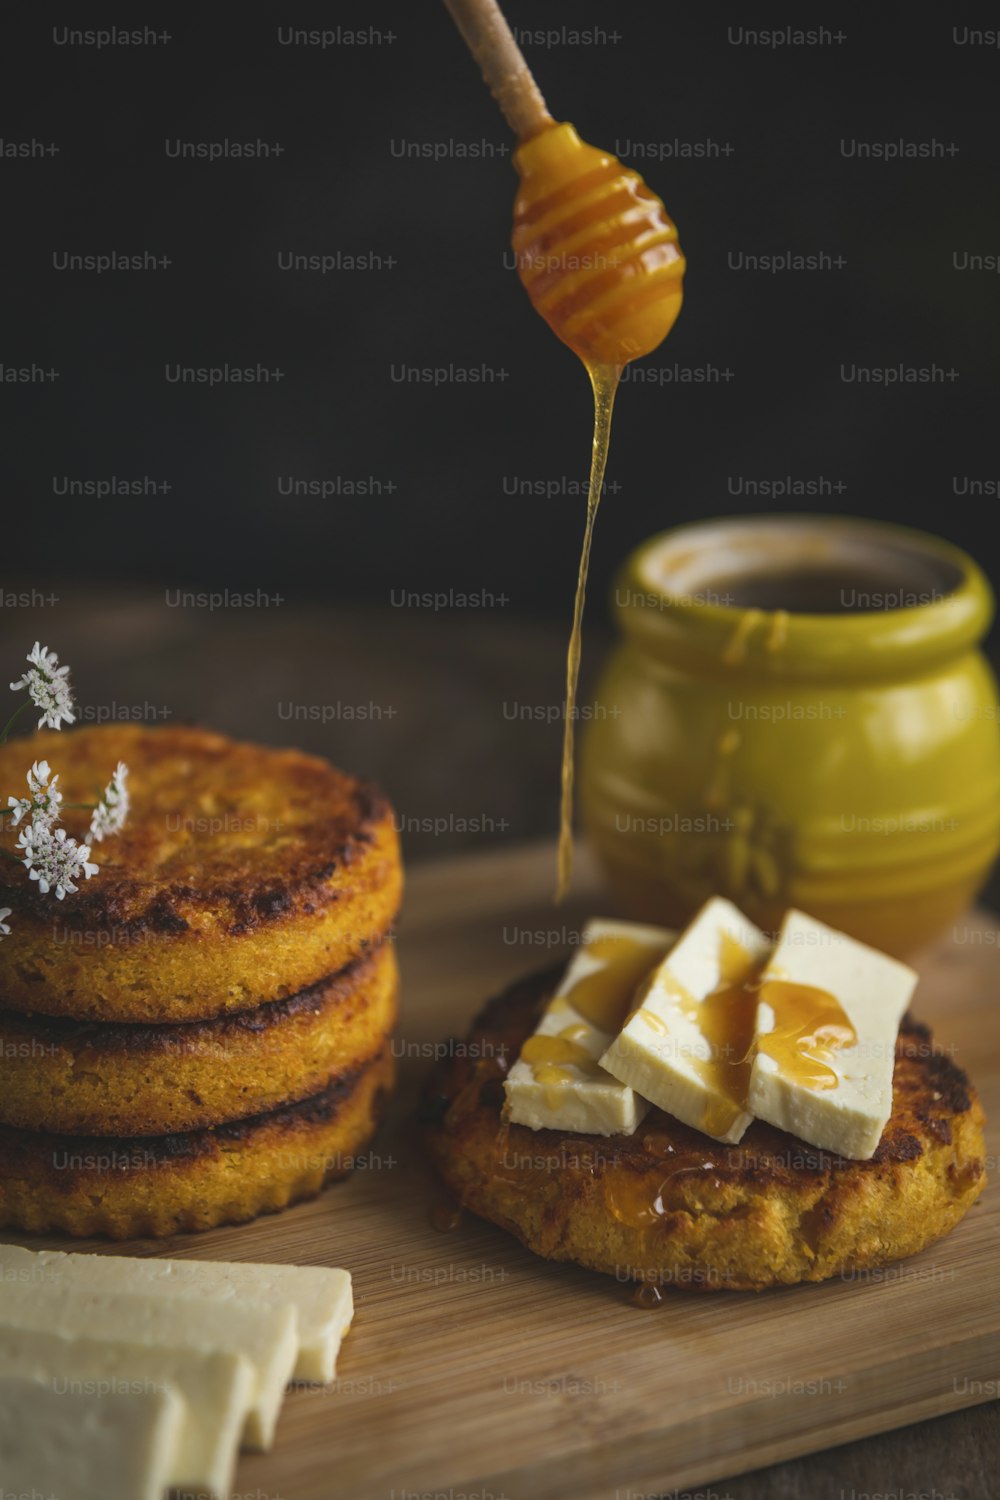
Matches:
[[0, 725, 389, 931], [0, 725, 403, 1021], [0, 1048, 395, 1239], [1, 1063, 369, 1170], [0, 945, 392, 1054], [421, 966, 988, 1290], [0, 944, 399, 1136]]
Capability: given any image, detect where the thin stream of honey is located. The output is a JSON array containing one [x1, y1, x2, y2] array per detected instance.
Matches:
[[555, 360, 621, 901]]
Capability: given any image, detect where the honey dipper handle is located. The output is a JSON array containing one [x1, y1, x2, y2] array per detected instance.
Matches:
[[442, 0, 553, 140]]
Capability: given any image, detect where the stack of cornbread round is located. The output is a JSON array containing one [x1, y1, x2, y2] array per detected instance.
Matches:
[[0, 725, 402, 1239]]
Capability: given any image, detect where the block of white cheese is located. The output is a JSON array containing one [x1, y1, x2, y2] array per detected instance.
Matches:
[[748, 908, 916, 1159], [0, 1325, 253, 1499], [505, 918, 676, 1135], [0, 1279, 296, 1451], [600, 897, 772, 1143], [0, 1244, 353, 1384], [0, 1372, 183, 1500]]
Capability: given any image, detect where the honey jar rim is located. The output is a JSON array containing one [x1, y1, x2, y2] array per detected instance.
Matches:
[[612, 513, 993, 680]]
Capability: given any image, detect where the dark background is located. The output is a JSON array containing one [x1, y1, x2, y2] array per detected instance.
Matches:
[[2, 3, 999, 867], [3, 4, 998, 618], [2, 16, 999, 1493]]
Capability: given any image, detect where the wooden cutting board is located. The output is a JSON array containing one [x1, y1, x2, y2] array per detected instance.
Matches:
[[9, 844, 999, 1499]]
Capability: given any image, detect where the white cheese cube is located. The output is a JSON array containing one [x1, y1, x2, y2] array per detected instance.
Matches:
[[748, 908, 916, 1159], [0, 1245, 353, 1384], [0, 1325, 253, 1499], [0, 1373, 183, 1500], [0, 1279, 296, 1451], [505, 918, 675, 1135], [600, 897, 772, 1143]]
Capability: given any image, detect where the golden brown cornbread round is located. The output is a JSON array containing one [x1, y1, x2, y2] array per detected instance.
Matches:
[[422, 967, 987, 1290], [0, 1047, 394, 1239], [0, 943, 398, 1137], [0, 725, 402, 1022]]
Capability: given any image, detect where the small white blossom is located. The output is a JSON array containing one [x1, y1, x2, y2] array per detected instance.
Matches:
[[88, 761, 130, 843], [0, 907, 11, 940], [9, 642, 76, 731], [7, 759, 62, 829], [16, 822, 98, 900]]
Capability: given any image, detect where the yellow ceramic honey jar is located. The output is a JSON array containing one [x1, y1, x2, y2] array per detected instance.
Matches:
[[580, 516, 1000, 956]]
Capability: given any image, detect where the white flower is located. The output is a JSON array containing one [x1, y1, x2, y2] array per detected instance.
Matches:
[[16, 822, 98, 900], [9, 642, 76, 731], [88, 761, 129, 843], [7, 759, 62, 829], [0, 907, 11, 940]]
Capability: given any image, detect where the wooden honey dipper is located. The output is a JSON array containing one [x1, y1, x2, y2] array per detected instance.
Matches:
[[443, 0, 686, 899], [443, 0, 685, 365]]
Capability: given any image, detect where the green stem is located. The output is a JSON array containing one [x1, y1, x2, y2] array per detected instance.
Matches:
[[0, 698, 33, 745], [0, 847, 22, 864]]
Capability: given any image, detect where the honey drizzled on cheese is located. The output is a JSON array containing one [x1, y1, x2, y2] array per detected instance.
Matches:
[[606, 982, 858, 1233], [639, 928, 761, 1139], [520, 1030, 600, 1108], [522, 935, 664, 1102], [634, 935, 858, 1139], [606, 974, 859, 1230], [756, 979, 858, 1090], [563, 934, 666, 1033]]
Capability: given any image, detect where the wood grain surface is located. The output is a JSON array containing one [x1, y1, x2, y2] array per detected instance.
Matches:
[[5, 843, 998, 1500]]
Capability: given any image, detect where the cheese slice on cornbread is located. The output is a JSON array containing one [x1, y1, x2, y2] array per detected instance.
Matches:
[[505, 918, 675, 1135], [748, 908, 917, 1159], [600, 897, 771, 1144]]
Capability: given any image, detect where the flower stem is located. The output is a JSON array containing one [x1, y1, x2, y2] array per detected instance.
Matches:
[[0, 698, 33, 745]]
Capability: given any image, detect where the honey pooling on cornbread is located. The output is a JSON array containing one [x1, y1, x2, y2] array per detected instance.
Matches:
[[0, 725, 402, 1238], [444, 0, 685, 897]]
